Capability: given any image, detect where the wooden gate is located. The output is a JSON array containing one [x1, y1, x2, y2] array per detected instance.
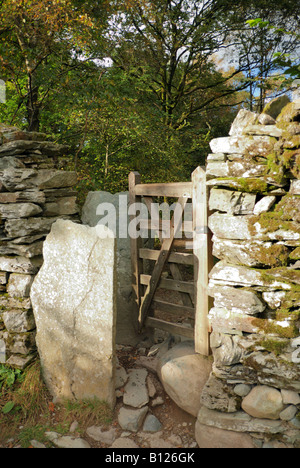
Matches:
[[129, 167, 213, 356]]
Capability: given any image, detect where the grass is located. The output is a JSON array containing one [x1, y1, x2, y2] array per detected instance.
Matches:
[[0, 359, 113, 448]]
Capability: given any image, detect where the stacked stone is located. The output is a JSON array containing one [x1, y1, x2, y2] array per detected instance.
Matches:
[[196, 96, 300, 448], [0, 124, 79, 369]]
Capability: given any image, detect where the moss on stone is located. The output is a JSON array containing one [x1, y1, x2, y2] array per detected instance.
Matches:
[[279, 289, 300, 309], [290, 247, 300, 261], [277, 102, 300, 125], [275, 307, 300, 321], [252, 316, 299, 338], [254, 243, 289, 267], [259, 267, 300, 286], [250, 210, 300, 236], [259, 338, 289, 356], [233, 178, 270, 193], [274, 194, 300, 223], [209, 177, 271, 194], [283, 134, 300, 149]]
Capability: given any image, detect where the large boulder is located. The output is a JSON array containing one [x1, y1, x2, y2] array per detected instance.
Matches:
[[30, 219, 117, 407], [195, 422, 255, 449], [157, 341, 212, 417]]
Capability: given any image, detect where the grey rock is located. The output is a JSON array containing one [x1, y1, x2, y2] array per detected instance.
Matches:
[[2, 309, 35, 333], [212, 237, 289, 268], [263, 95, 290, 119], [244, 124, 283, 138], [0, 191, 46, 204], [244, 352, 300, 392], [7, 273, 34, 298], [0, 255, 42, 274], [142, 414, 163, 433], [0, 168, 77, 191], [115, 365, 128, 389], [197, 406, 286, 434], [201, 374, 240, 413], [0, 140, 68, 157], [4, 217, 60, 239], [0, 240, 44, 259], [208, 284, 266, 315], [138, 431, 175, 449], [0, 295, 31, 310], [234, 384, 252, 397], [209, 261, 295, 289], [30, 440, 46, 449], [0, 156, 25, 170], [258, 113, 276, 125], [86, 426, 117, 445], [290, 179, 300, 195], [5, 353, 36, 369], [6, 331, 36, 355], [279, 405, 298, 421], [207, 160, 267, 179], [210, 332, 246, 366], [253, 196, 276, 215], [195, 421, 255, 449], [281, 390, 300, 405], [209, 188, 256, 215], [43, 197, 79, 217], [242, 386, 285, 420], [151, 396, 164, 407], [209, 212, 300, 242], [147, 375, 157, 398], [207, 153, 226, 161], [45, 432, 91, 448], [0, 203, 42, 219], [118, 406, 148, 432], [123, 368, 149, 408], [110, 438, 139, 449], [229, 109, 259, 136], [210, 135, 275, 156], [209, 213, 252, 240]]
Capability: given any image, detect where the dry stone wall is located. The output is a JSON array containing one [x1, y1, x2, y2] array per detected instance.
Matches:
[[196, 96, 300, 448], [0, 124, 79, 369]]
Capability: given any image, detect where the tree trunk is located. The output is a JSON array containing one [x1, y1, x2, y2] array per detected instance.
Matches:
[[27, 83, 40, 132], [105, 144, 109, 177]]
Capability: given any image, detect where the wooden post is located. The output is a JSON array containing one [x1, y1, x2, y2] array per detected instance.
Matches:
[[192, 167, 213, 356], [129, 172, 143, 330]]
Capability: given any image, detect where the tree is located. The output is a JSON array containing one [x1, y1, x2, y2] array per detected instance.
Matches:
[[0, 0, 108, 131], [108, 0, 252, 132], [227, 0, 300, 110]]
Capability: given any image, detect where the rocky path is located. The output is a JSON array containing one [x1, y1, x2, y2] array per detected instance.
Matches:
[[29, 344, 199, 449]]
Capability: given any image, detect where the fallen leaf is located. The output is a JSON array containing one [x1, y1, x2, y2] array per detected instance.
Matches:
[[48, 402, 55, 412]]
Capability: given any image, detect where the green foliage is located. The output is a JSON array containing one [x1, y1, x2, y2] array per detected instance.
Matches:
[[2, 401, 15, 414], [0, 365, 24, 392]]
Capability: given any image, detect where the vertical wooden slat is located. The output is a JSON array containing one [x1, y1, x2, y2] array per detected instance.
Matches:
[[129, 172, 143, 328], [192, 167, 213, 356]]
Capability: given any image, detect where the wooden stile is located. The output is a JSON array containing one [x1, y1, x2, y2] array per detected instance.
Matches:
[[129, 169, 212, 356]]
